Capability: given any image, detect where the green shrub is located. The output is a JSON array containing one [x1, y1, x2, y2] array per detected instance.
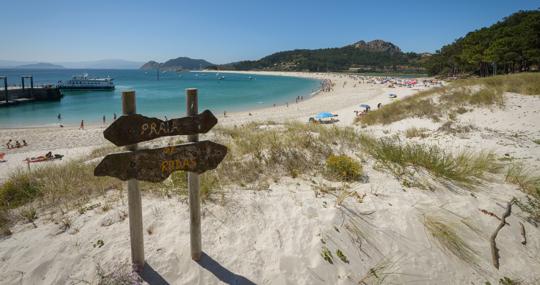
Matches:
[[326, 155, 362, 181]]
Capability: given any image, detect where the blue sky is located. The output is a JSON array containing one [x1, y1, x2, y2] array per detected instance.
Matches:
[[1, 0, 538, 64]]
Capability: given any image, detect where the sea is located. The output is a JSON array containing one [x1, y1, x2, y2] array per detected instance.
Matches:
[[0, 69, 320, 127]]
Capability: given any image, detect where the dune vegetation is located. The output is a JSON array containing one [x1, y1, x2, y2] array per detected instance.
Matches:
[[1, 121, 523, 236], [359, 73, 540, 126]]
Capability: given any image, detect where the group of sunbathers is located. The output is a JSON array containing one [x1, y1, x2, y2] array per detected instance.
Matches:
[[6, 139, 28, 149]]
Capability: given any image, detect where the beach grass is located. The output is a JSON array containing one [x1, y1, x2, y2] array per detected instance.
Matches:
[[505, 163, 540, 196], [423, 216, 477, 266], [359, 134, 499, 184], [506, 163, 540, 223], [0, 122, 508, 235], [213, 122, 362, 185], [359, 73, 540, 126], [0, 162, 120, 211], [404, 127, 429, 138]]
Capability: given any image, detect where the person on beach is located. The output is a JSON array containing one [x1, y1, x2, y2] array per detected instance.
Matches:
[[57, 113, 61, 121], [6, 139, 12, 149], [23, 140, 28, 146], [113, 113, 117, 120], [15, 141, 21, 148], [102, 115, 106, 125], [80, 120, 84, 130], [224, 111, 227, 117], [377, 103, 382, 109]]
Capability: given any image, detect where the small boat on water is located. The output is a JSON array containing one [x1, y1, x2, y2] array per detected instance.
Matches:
[[57, 73, 114, 90]]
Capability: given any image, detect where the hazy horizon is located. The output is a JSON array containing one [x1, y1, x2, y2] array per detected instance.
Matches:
[[1, 0, 538, 64]]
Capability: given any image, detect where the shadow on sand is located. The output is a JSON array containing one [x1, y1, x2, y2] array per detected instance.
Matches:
[[139, 253, 256, 285], [140, 263, 170, 285], [198, 252, 256, 285]]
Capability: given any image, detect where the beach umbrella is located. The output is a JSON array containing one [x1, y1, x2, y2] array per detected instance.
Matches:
[[314, 112, 335, 119]]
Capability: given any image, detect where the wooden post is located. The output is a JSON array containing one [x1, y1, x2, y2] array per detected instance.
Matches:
[[29, 76, 33, 97], [186, 88, 201, 261], [2, 77, 7, 104], [122, 91, 145, 270]]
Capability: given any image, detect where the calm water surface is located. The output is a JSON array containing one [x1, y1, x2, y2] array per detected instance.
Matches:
[[0, 69, 320, 127]]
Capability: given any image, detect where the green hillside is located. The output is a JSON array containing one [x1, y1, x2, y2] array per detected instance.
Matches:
[[425, 10, 540, 76], [215, 40, 426, 73]]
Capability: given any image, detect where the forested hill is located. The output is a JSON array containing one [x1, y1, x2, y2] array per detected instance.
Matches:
[[424, 10, 540, 76], [214, 40, 427, 73], [140, 57, 214, 71]]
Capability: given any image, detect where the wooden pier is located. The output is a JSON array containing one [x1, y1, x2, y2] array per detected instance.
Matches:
[[0, 76, 63, 107]]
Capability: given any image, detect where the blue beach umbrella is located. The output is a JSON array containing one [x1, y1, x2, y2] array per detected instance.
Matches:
[[314, 112, 335, 119]]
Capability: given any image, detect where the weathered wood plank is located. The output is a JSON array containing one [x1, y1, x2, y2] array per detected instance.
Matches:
[[103, 109, 218, 146], [94, 140, 227, 182]]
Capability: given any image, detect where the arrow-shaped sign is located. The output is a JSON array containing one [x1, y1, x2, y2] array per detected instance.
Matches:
[[94, 140, 227, 182], [104, 110, 218, 147]]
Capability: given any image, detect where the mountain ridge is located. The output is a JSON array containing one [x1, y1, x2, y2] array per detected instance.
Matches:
[[13, 62, 65, 69], [140, 57, 214, 71], [214, 39, 425, 72], [0, 59, 143, 69]]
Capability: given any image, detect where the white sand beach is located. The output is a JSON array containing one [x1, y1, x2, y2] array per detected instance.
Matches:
[[0, 72, 429, 181], [1, 72, 540, 285]]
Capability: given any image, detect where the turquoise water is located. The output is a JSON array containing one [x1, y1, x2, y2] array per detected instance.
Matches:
[[0, 69, 320, 127]]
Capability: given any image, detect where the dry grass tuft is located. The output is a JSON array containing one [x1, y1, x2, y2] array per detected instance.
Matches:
[[506, 163, 540, 224], [0, 162, 120, 210], [423, 216, 477, 266], [360, 134, 499, 185], [404, 127, 430, 138], [212, 122, 362, 187], [506, 164, 540, 196]]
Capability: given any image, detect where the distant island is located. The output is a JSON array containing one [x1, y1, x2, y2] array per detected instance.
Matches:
[[14, 62, 65, 69], [140, 57, 214, 71], [212, 39, 428, 73], [0, 59, 145, 69]]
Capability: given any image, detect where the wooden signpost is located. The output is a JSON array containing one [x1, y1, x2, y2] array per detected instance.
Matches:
[[95, 141, 227, 182], [103, 110, 218, 147], [95, 89, 226, 268]]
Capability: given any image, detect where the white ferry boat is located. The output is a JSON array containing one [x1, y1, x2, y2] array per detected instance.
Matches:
[[57, 74, 114, 90]]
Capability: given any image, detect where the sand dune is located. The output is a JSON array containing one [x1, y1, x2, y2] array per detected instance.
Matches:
[[1, 72, 539, 285]]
